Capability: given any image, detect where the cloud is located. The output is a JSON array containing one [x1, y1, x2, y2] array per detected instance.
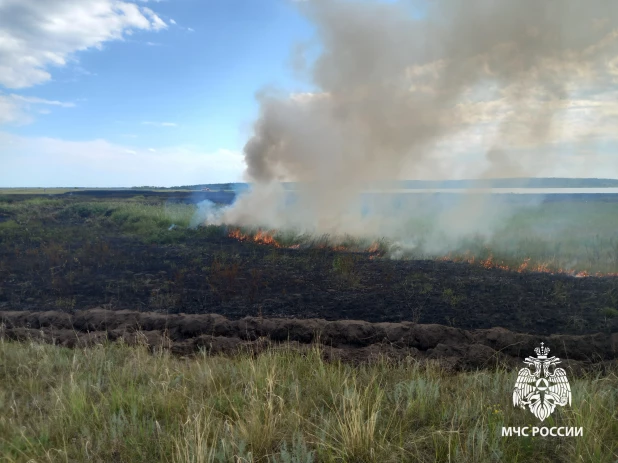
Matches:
[[0, 92, 75, 125], [0, 95, 26, 125], [0, 0, 168, 89], [0, 132, 246, 187], [9, 94, 76, 108], [142, 121, 178, 127], [169, 18, 176, 25]]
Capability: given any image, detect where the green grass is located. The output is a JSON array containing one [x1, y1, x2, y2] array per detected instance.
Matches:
[[0, 197, 222, 245], [0, 338, 616, 462], [0, 188, 77, 195], [0, 188, 195, 195]]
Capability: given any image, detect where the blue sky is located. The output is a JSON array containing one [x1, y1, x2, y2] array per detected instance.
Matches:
[[0, 0, 317, 187], [2, 0, 617, 187]]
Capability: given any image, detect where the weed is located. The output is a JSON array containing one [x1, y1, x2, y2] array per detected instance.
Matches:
[[332, 254, 361, 286], [54, 296, 76, 311], [332, 254, 355, 275], [600, 307, 618, 318], [442, 288, 465, 307], [149, 290, 180, 310], [552, 281, 569, 304]]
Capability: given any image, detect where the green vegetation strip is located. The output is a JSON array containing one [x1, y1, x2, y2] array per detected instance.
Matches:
[[0, 338, 616, 462]]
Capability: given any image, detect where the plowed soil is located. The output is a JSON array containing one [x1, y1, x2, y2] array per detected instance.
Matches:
[[1, 309, 616, 373]]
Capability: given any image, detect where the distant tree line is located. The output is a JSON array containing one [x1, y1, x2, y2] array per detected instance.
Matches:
[[132, 178, 618, 191]]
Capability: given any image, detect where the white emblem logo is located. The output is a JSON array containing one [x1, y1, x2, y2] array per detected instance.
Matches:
[[513, 343, 571, 421]]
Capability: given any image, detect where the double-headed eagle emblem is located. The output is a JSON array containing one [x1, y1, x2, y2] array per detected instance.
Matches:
[[513, 343, 571, 421]]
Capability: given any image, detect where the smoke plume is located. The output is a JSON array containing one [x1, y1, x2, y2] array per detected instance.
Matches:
[[211, 0, 618, 255]]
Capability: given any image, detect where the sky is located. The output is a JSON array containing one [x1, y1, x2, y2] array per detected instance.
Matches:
[[0, 0, 316, 187], [1, 0, 617, 188]]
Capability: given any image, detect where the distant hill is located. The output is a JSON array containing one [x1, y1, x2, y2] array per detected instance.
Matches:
[[169, 178, 618, 191], [390, 178, 618, 189]]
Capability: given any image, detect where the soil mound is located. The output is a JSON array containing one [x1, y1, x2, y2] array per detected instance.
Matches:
[[2, 309, 616, 374]]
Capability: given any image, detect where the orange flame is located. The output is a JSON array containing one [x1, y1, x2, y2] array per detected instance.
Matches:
[[227, 228, 282, 248], [226, 229, 617, 277], [227, 228, 384, 257], [436, 253, 616, 277], [367, 242, 381, 253]]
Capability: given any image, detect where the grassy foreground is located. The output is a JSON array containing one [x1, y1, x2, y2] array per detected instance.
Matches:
[[0, 338, 616, 462]]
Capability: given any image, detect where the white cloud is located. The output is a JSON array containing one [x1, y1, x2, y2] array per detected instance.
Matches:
[[142, 121, 178, 127], [169, 18, 176, 25], [0, 0, 168, 89], [0, 95, 27, 125], [0, 132, 246, 187], [9, 94, 76, 108], [0, 92, 75, 124]]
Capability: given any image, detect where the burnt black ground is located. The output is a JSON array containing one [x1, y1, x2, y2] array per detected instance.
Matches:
[[1, 192, 618, 338], [1, 227, 618, 336]]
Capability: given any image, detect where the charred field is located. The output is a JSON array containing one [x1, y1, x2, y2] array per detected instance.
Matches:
[[1, 191, 618, 360], [2, 191, 618, 462]]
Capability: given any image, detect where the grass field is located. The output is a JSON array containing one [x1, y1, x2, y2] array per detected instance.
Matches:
[[1, 337, 616, 462], [0, 188, 79, 195], [1, 194, 618, 462], [0, 188, 196, 195]]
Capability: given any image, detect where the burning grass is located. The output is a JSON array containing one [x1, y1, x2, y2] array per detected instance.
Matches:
[[226, 226, 387, 256], [4, 195, 618, 276], [435, 253, 602, 278], [0, 337, 616, 462], [224, 224, 618, 278]]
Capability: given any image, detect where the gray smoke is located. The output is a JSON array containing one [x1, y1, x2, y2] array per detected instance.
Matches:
[[210, 0, 618, 254]]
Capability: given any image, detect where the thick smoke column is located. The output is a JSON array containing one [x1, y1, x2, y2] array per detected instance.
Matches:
[[216, 0, 618, 251]]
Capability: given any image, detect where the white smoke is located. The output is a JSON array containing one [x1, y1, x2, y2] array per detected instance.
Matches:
[[200, 0, 618, 255]]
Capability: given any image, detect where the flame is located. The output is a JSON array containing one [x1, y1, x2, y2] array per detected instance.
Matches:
[[368, 242, 381, 253], [436, 252, 614, 277], [226, 228, 617, 277], [227, 228, 282, 248], [228, 228, 384, 257], [254, 230, 279, 246]]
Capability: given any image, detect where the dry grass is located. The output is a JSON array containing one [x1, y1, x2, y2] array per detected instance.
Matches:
[[0, 337, 616, 462]]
